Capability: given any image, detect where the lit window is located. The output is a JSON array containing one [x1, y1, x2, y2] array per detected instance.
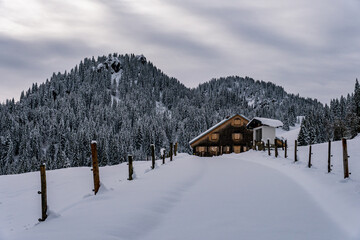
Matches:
[[198, 146, 206, 152], [234, 145, 241, 153], [234, 119, 241, 125], [232, 133, 242, 141], [209, 146, 218, 152], [211, 133, 219, 141]]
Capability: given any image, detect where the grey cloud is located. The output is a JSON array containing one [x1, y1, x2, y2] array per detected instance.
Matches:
[[0, 34, 95, 72], [98, 0, 222, 59], [0, 0, 359, 104], [0, 34, 98, 100], [162, 1, 314, 54], [164, 0, 360, 57]]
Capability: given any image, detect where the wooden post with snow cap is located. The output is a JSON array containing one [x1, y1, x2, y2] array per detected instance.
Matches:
[[128, 155, 133, 180], [38, 163, 47, 222], [151, 144, 155, 169], [328, 140, 332, 173], [267, 139, 271, 156], [274, 139, 278, 158], [294, 140, 298, 162], [342, 138, 350, 179], [170, 142, 173, 161], [308, 145, 312, 168], [284, 140, 288, 158], [91, 141, 100, 195]]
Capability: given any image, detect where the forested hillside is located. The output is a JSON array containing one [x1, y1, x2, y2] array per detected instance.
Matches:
[[297, 79, 360, 146], [0, 53, 336, 174]]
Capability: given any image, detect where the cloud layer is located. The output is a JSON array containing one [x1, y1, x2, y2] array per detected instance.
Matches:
[[0, 0, 359, 103]]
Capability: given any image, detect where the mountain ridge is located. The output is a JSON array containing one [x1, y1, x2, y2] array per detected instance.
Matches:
[[0, 53, 328, 174]]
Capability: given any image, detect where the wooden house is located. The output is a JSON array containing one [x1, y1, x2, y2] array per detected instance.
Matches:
[[189, 114, 253, 156], [246, 117, 283, 146]]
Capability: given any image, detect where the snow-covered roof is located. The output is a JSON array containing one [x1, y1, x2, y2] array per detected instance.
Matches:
[[247, 117, 283, 129], [189, 114, 249, 145]]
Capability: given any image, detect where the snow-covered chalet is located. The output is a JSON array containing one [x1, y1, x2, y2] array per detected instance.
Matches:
[[189, 114, 253, 156]]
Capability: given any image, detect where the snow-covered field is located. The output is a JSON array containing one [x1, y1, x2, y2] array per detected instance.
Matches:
[[1, 137, 360, 240]]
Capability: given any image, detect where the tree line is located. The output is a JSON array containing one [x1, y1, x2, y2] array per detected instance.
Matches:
[[0, 53, 346, 175], [298, 79, 360, 146]]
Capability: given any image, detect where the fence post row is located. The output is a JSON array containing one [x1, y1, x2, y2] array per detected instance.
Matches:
[[308, 145, 312, 168], [128, 155, 133, 180], [38, 163, 48, 222], [274, 139, 278, 158], [342, 138, 350, 179], [91, 141, 100, 195], [151, 144, 155, 169], [267, 139, 271, 156], [294, 140, 298, 162], [170, 142, 173, 161], [328, 140, 332, 173], [284, 140, 287, 158]]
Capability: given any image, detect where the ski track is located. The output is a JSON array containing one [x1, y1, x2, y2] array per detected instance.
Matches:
[[142, 156, 347, 240]]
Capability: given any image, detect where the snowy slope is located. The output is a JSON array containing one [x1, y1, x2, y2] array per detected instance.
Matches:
[[276, 123, 301, 146], [1, 139, 360, 240]]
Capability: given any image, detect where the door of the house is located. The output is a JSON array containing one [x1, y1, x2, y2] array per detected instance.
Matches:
[[233, 145, 241, 153], [255, 128, 262, 142]]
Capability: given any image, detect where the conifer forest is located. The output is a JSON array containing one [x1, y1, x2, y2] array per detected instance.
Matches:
[[0, 53, 359, 175]]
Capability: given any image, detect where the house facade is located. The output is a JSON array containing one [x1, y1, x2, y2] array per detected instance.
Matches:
[[246, 117, 283, 145], [189, 114, 253, 156]]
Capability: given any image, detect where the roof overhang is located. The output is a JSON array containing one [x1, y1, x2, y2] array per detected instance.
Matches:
[[247, 117, 283, 129]]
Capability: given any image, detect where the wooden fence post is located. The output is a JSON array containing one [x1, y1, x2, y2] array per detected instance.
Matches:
[[342, 138, 350, 179], [151, 144, 155, 169], [174, 142, 178, 156], [128, 155, 133, 180], [162, 151, 166, 164], [267, 139, 271, 156], [284, 140, 288, 158], [294, 140, 298, 162], [170, 142, 173, 161], [91, 141, 100, 195], [274, 139, 278, 158], [37, 163, 47, 222], [262, 141, 265, 151], [308, 145, 312, 168], [328, 140, 332, 173]]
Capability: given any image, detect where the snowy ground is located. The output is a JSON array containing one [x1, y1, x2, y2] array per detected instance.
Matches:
[[1, 138, 360, 239], [276, 122, 302, 146]]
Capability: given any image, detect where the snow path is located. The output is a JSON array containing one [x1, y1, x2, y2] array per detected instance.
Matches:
[[6, 155, 206, 240], [3, 153, 353, 240], [143, 156, 345, 240]]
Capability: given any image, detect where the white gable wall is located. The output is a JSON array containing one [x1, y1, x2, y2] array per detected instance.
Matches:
[[253, 126, 276, 145]]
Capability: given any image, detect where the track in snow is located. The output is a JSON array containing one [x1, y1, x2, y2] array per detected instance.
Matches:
[[3, 154, 354, 240], [142, 155, 345, 240]]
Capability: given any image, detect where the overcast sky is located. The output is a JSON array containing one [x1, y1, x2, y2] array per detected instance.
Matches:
[[0, 0, 359, 104]]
